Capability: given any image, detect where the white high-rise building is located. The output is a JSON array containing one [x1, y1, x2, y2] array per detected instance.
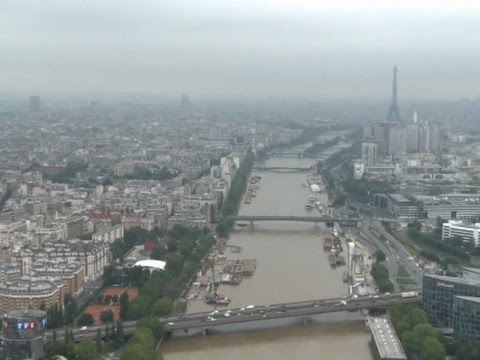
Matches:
[[361, 143, 377, 166]]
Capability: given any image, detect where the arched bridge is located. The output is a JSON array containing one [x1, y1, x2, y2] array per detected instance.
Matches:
[[253, 166, 312, 173], [49, 291, 421, 341]]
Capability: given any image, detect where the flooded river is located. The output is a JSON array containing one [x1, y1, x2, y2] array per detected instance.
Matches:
[[159, 147, 374, 360]]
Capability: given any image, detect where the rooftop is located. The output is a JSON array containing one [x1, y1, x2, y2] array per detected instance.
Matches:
[[424, 273, 480, 287], [388, 194, 413, 204]]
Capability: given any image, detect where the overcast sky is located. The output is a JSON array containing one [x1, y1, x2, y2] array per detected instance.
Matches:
[[1, 0, 480, 101]]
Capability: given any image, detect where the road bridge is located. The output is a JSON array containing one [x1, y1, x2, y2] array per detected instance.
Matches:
[[270, 152, 305, 158], [226, 215, 360, 226], [49, 291, 420, 341], [253, 166, 312, 173]]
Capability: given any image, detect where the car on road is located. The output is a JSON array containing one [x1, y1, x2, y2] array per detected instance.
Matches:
[[167, 322, 175, 326], [246, 305, 255, 310], [209, 310, 219, 315], [80, 326, 88, 331]]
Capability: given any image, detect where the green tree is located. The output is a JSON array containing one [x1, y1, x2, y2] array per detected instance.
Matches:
[[406, 308, 429, 328], [100, 310, 114, 324], [95, 328, 102, 351], [45, 341, 75, 359], [128, 295, 153, 319], [413, 323, 437, 339], [77, 313, 94, 327], [456, 342, 480, 360], [119, 291, 130, 321], [111, 239, 126, 262], [165, 253, 184, 273], [64, 294, 77, 326], [393, 320, 410, 338], [402, 331, 421, 357], [153, 297, 174, 317], [121, 343, 154, 360], [74, 339, 97, 360], [137, 317, 165, 340], [215, 221, 229, 238], [421, 337, 446, 360], [374, 250, 386, 263], [103, 265, 116, 285], [114, 320, 124, 348]]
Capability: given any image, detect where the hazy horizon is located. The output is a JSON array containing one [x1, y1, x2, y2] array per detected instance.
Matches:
[[2, 1, 480, 101]]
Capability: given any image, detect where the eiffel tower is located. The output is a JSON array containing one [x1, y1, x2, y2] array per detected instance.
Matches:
[[387, 66, 401, 122]]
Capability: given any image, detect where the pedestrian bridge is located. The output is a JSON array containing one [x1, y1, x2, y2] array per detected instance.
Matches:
[[49, 291, 421, 341]]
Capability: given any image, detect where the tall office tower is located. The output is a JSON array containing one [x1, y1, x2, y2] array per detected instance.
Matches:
[[429, 123, 441, 153], [387, 124, 406, 156], [387, 66, 401, 122], [363, 125, 374, 140], [29, 96, 40, 113], [180, 93, 192, 113], [361, 142, 378, 166], [418, 123, 430, 153], [405, 123, 419, 153]]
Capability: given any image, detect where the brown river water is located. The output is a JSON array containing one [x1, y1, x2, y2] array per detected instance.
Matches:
[[159, 151, 375, 360]]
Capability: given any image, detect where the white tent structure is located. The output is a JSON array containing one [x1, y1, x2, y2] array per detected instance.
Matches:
[[133, 259, 166, 271]]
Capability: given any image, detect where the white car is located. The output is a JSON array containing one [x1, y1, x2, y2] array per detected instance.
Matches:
[[246, 305, 255, 310], [80, 326, 88, 331], [209, 310, 219, 316], [167, 322, 175, 326]]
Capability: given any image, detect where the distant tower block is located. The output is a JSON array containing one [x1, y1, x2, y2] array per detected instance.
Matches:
[[29, 96, 40, 113], [180, 93, 192, 112], [387, 66, 401, 122]]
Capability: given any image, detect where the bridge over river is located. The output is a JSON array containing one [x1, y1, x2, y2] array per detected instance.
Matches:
[[221, 215, 399, 226], [252, 166, 312, 173], [49, 291, 420, 341]]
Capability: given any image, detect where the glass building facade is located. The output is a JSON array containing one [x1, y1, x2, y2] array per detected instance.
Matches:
[[422, 274, 480, 328], [453, 296, 480, 342]]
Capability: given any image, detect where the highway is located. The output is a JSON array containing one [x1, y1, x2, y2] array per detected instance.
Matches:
[[49, 291, 420, 341], [369, 221, 423, 286]]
